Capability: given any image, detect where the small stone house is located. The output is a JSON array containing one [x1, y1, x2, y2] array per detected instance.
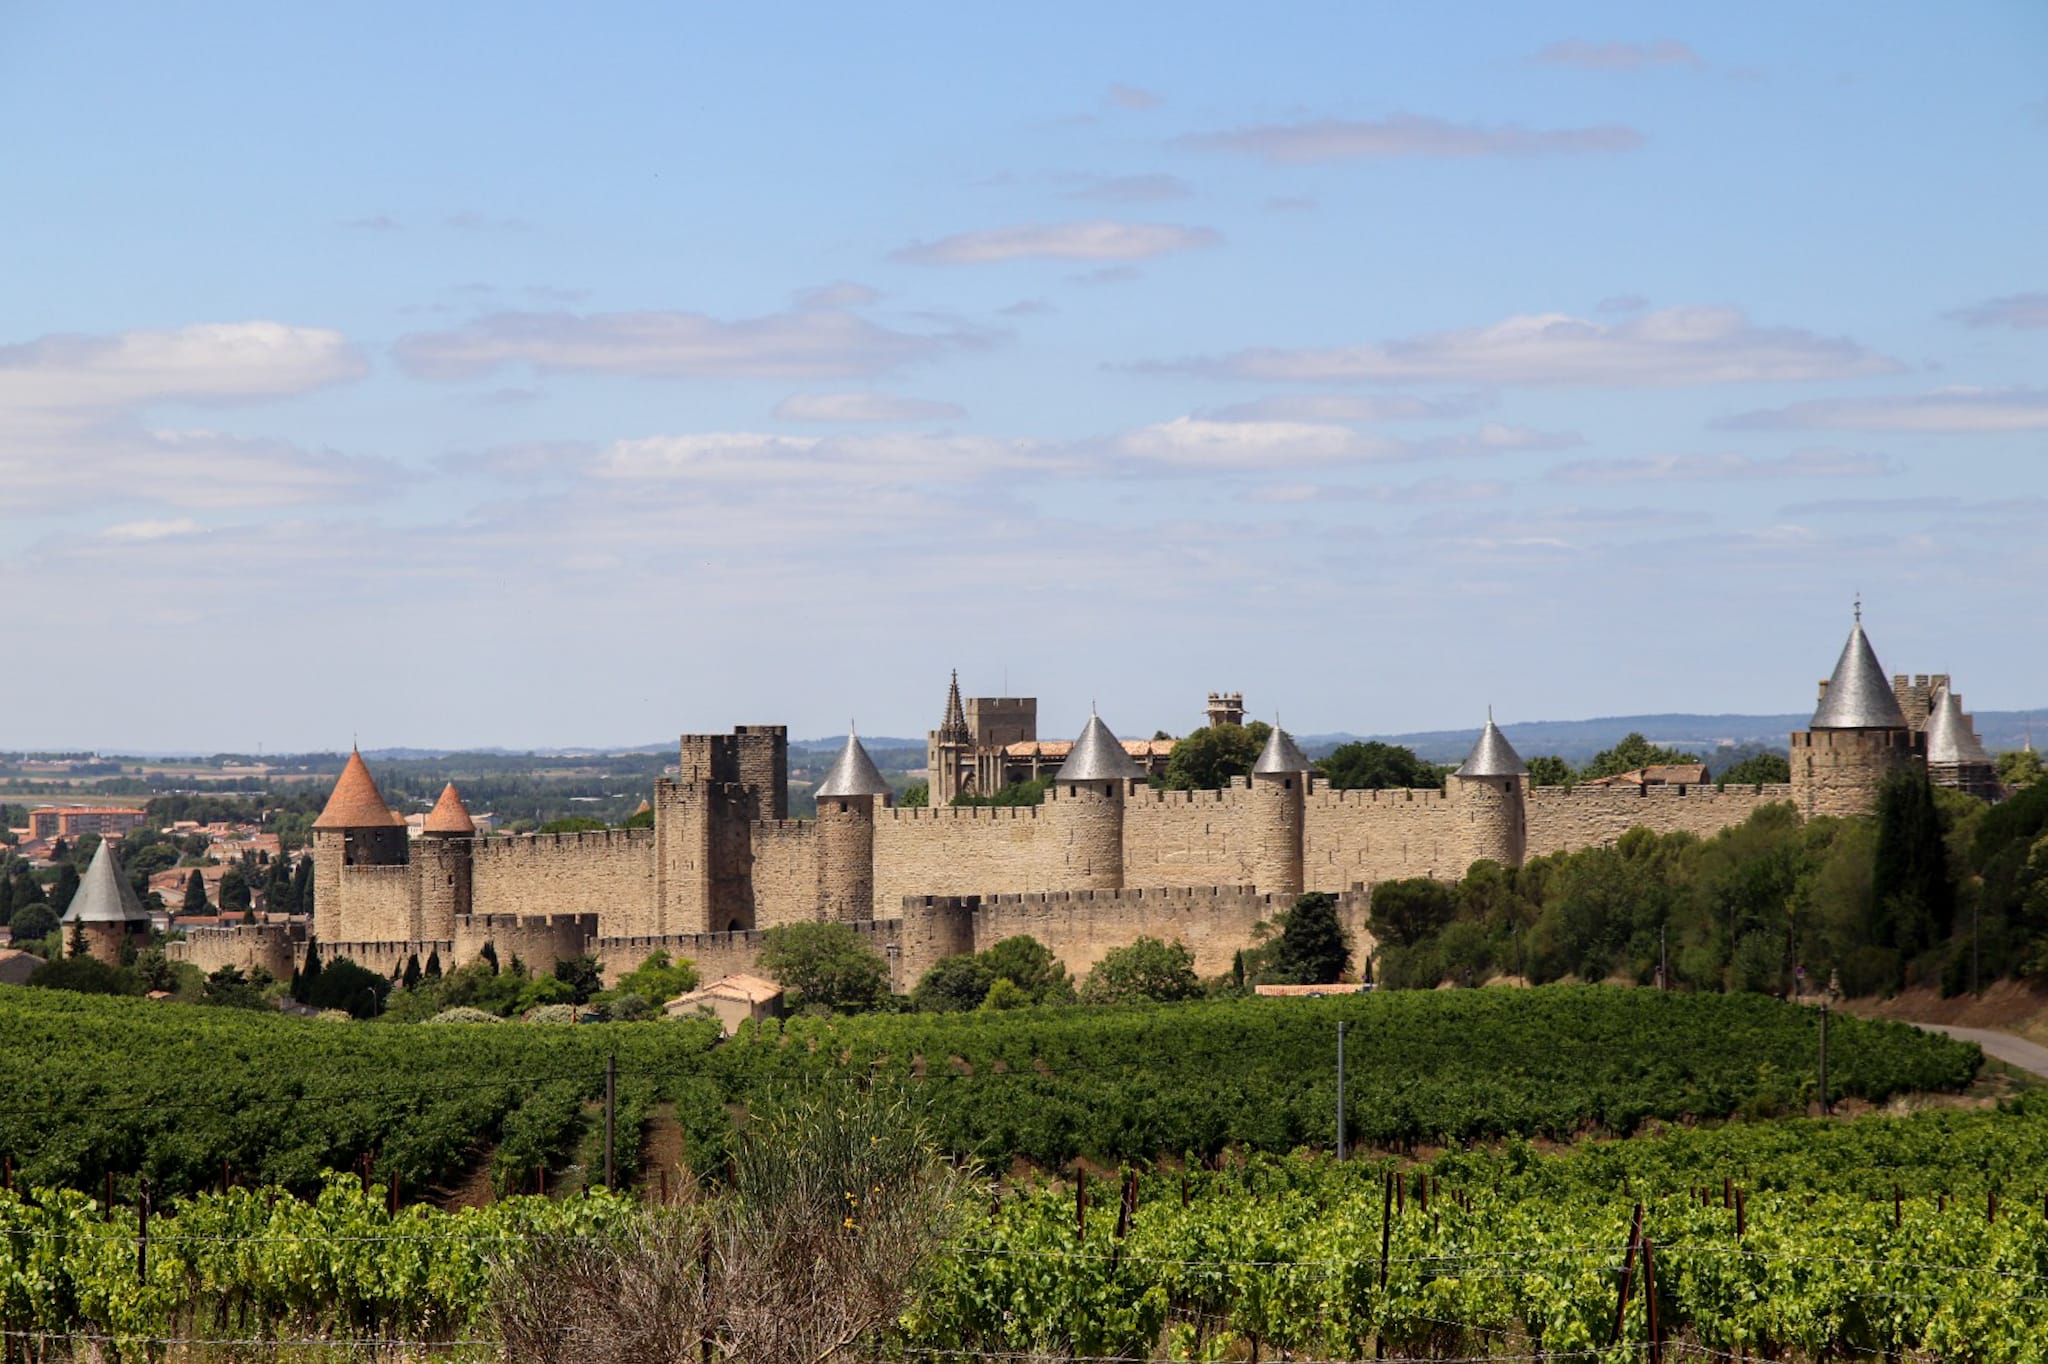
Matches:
[[663, 973, 785, 1035]]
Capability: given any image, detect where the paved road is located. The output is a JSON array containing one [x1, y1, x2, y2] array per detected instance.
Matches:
[[1909, 1022, 2048, 1080]]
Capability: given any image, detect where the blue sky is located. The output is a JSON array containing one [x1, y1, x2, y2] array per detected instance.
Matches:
[[3, 2, 2043, 752]]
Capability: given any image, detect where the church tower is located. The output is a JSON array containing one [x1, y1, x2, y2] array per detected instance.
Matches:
[[928, 670, 973, 804]]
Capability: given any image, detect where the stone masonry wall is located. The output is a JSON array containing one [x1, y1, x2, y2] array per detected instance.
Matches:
[[597, 918, 901, 988], [1525, 782, 1796, 856], [1302, 785, 1463, 891], [470, 829, 655, 936], [871, 804, 1066, 917], [168, 924, 304, 980], [1789, 729, 1921, 820], [454, 913, 598, 975], [1122, 784, 1259, 888], [750, 818, 821, 928], [337, 864, 413, 942]]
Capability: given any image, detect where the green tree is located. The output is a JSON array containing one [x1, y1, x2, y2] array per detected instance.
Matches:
[[303, 957, 388, 1017], [288, 856, 314, 916], [898, 782, 930, 809], [952, 778, 1050, 808], [1079, 935, 1202, 1004], [48, 863, 81, 916], [620, 806, 655, 829], [402, 953, 423, 990], [1162, 722, 1272, 791], [758, 922, 889, 1013], [8, 903, 58, 947], [1318, 741, 1437, 791], [977, 934, 1075, 1004], [1526, 755, 1576, 787], [910, 954, 993, 1012], [1872, 768, 1954, 962], [28, 953, 139, 995], [538, 816, 607, 834], [552, 954, 606, 1003], [1273, 892, 1352, 984], [1717, 752, 1792, 787], [181, 868, 208, 916], [1997, 749, 2044, 789], [1582, 733, 1700, 780], [1369, 877, 1457, 948], [606, 949, 698, 1004], [219, 867, 252, 918], [423, 948, 443, 978], [202, 964, 272, 1010]]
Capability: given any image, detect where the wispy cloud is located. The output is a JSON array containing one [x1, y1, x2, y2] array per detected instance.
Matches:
[[4, 428, 392, 512], [1106, 84, 1163, 110], [891, 220, 1219, 265], [595, 430, 1049, 485], [1533, 39, 1705, 71], [793, 280, 881, 310], [1115, 417, 1402, 468], [1204, 392, 1495, 423], [1551, 450, 1892, 484], [1177, 114, 1640, 164], [1059, 173, 1193, 204], [393, 307, 981, 381], [345, 214, 402, 231], [1946, 291, 2048, 330], [444, 211, 530, 232], [1155, 307, 1897, 387], [773, 391, 966, 422], [100, 518, 201, 541], [1718, 386, 2048, 433]]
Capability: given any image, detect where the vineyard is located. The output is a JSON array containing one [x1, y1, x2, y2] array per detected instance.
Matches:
[[11, 1100, 2048, 1361], [0, 988, 1980, 1199]]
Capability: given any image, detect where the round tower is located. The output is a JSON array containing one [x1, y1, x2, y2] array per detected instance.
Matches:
[[1789, 610, 1921, 819], [310, 747, 408, 943], [60, 839, 151, 966], [414, 782, 475, 939], [816, 729, 891, 921], [1053, 713, 1144, 890], [1450, 713, 1528, 870], [1249, 724, 1310, 896]]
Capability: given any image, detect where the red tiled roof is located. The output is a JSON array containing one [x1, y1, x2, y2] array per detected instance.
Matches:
[[312, 750, 405, 830], [422, 782, 475, 835]]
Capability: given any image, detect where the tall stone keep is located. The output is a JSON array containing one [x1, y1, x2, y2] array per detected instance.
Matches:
[[413, 782, 475, 939], [1451, 713, 1528, 868], [1053, 713, 1144, 890], [1789, 612, 1921, 818], [1249, 725, 1311, 896], [311, 749, 408, 942], [815, 730, 891, 921]]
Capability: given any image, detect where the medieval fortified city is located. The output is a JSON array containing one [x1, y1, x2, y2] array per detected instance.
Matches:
[[7, 5, 2046, 1360]]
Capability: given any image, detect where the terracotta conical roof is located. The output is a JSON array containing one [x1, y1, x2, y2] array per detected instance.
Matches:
[[1252, 725, 1311, 775], [313, 750, 406, 830], [1056, 714, 1146, 782], [1811, 619, 1907, 730], [816, 730, 891, 799], [632, 798, 652, 816], [1455, 715, 1528, 779], [1926, 688, 1993, 766], [61, 839, 149, 925], [422, 782, 475, 835]]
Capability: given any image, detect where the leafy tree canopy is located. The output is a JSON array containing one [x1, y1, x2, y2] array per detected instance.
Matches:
[[1318, 741, 1438, 791], [1526, 755, 1575, 788], [758, 922, 889, 1013], [538, 816, 607, 835], [27, 954, 141, 995], [1582, 733, 1701, 781], [1274, 892, 1353, 985], [1717, 752, 1792, 787], [1369, 878, 1458, 949], [606, 950, 698, 1006], [897, 783, 929, 809], [1079, 935, 1201, 1004], [952, 778, 1049, 808], [1162, 722, 1271, 791], [1997, 749, 2044, 789]]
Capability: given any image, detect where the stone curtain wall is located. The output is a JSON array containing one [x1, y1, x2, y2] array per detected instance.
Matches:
[[871, 803, 1067, 915], [168, 924, 304, 980], [1524, 782, 1795, 856], [1302, 785, 1463, 891], [336, 864, 413, 942], [750, 818, 822, 927], [1121, 784, 1261, 887], [471, 829, 655, 935]]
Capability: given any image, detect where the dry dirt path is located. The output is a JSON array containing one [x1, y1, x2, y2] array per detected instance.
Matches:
[[1908, 1022, 2048, 1080]]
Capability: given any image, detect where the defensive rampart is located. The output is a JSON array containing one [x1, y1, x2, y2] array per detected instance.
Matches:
[[167, 923, 305, 979], [1524, 782, 1797, 856], [1302, 784, 1462, 890], [471, 830, 656, 934]]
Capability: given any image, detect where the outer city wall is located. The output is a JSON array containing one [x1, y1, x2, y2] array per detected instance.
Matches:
[[470, 829, 655, 935], [1524, 782, 1797, 856]]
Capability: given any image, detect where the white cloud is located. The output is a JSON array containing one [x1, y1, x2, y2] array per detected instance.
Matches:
[[0, 322, 366, 430], [891, 221, 1219, 265], [1115, 418, 1401, 468], [793, 280, 880, 310], [1178, 114, 1640, 164], [1551, 450, 1892, 484], [1060, 173, 1193, 203], [1161, 307, 1897, 387], [393, 307, 975, 381], [100, 518, 201, 541], [774, 391, 966, 423], [594, 430, 1048, 485], [1204, 392, 1494, 422], [1718, 387, 2048, 433], [1947, 292, 2048, 330], [1534, 40, 1705, 71], [1106, 84, 1163, 110], [3, 428, 392, 512]]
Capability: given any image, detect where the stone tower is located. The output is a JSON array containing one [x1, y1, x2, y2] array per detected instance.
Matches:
[[413, 782, 475, 939], [310, 748, 408, 943], [1789, 613, 1922, 818], [1450, 713, 1528, 869], [815, 728, 891, 922], [1206, 691, 1246, 729], [1053, 713, 1144, 889], [928, 671, 973, 804], [1925, 685, 2000, 800], [1249, 724, 1310, 896], [60, 838, 150, 966]]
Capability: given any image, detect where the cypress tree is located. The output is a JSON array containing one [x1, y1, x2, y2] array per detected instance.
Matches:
[[1873, 768, 1954, 960], [288, 857, 313, 917], [480, 940, 499, 973], [402, 953, 422, 990], [294, 940, 324, 1004], [182, 869, 208, 917], [424, 949, 442, 979], [49, 863, 81, 916], [1276, 892, 1353, 984]]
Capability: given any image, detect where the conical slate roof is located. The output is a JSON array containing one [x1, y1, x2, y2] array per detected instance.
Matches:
[[1926, 688, 1993, 766], [1055, 714, 1146, 782], [1811, 621, 1907, 730], [61, 839, 149, 925], [314, 750, 406, 830], [1455, 716, 1528, 779], [422, 782, 475, 835], [815, 731, 892, 799], [1252, 725, 1311, 775]]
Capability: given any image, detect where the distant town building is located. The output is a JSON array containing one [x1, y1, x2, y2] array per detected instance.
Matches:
[[29, 806, 147, 841]]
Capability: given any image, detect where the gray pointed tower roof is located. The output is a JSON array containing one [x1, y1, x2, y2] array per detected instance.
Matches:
[[61, 840, 149, 925], [1455, 715, 1528, 779], [1252, 725, 1311, 775], [1926, 687, 1993, 766], [815, 730, 892, 799], [1811, 619, 1907, 730], [1056, 714, 1146, 782]]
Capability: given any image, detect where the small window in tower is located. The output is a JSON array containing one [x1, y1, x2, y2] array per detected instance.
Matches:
[[839, 801, 847, 814], [1284, 778, 1293, 791], [1104, 783, 1113, 797]]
